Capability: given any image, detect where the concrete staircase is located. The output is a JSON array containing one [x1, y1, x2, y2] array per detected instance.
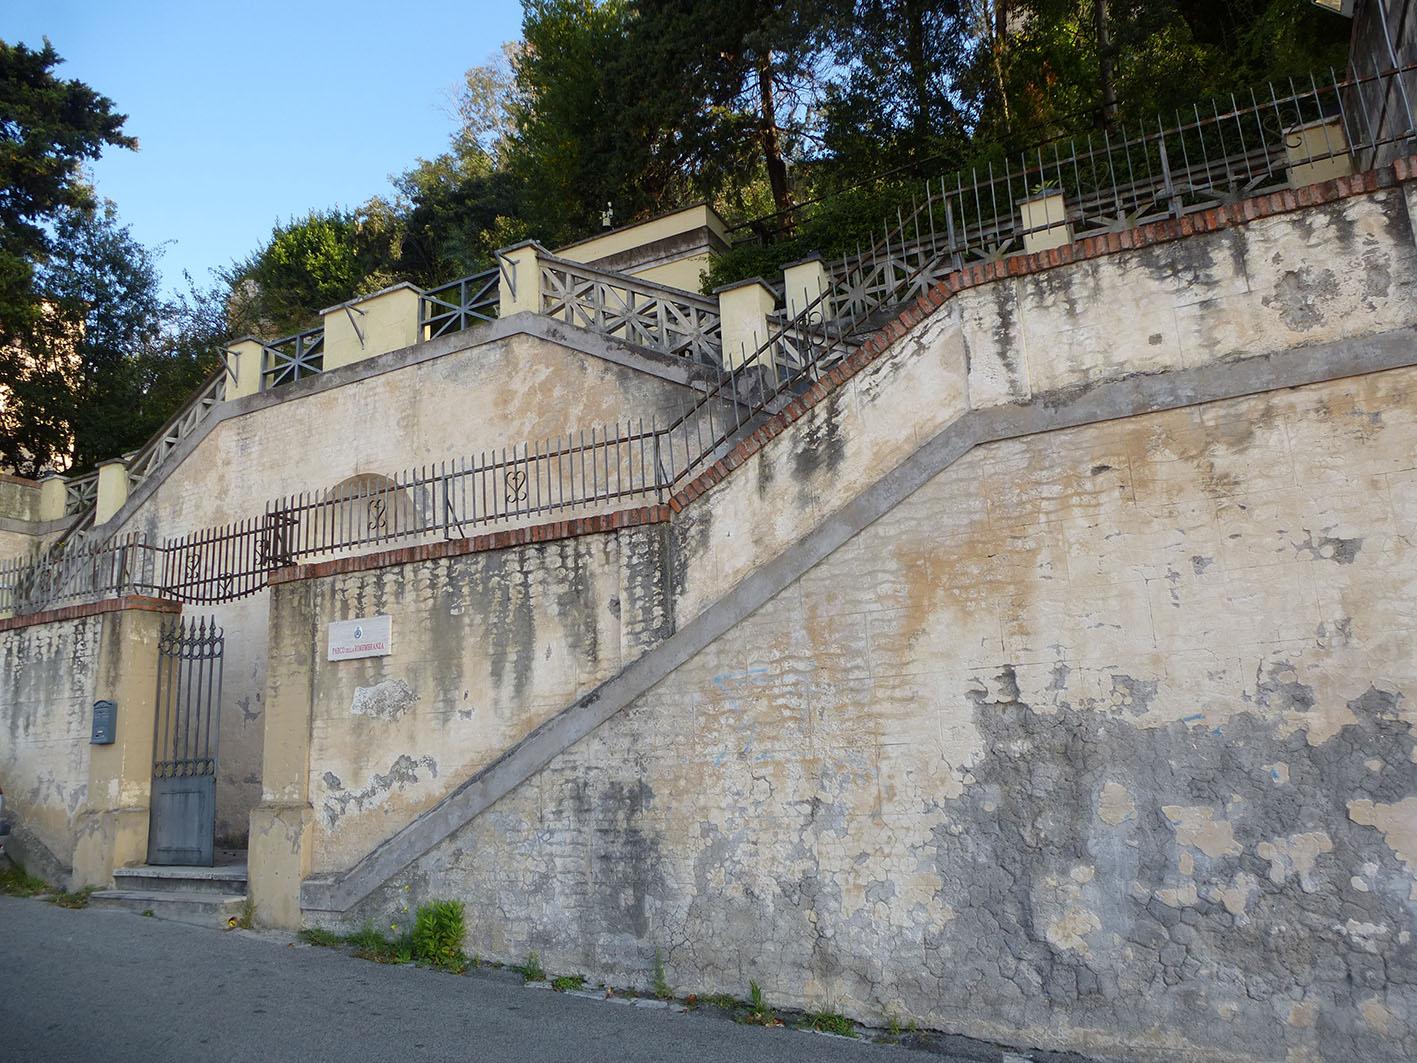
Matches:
[[92, 854, 248, 927]]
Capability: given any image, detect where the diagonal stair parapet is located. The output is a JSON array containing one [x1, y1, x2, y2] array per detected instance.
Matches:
[[296, 160, 1417, 916]]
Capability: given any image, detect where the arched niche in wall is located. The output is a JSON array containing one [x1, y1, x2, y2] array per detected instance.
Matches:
[[319, 471, 422, 549]]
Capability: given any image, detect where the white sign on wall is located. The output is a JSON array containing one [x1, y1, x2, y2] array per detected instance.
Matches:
[[327, 615, 393, 661]]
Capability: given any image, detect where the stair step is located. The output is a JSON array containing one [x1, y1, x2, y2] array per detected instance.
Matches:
[[90, 889, 247, 928], [112, 863, 247, 895]]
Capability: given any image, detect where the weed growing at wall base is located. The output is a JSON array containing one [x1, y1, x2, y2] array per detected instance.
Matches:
[[412, 900, 470, 973], [551, 974, 585, 992], [803, 1012, 856, 1037], [299, 915, 470, 972], [521, 951, 545, 982], [653, 947, 671, 999], [0, 863, 48, 897], [48, 886, 95, 909]]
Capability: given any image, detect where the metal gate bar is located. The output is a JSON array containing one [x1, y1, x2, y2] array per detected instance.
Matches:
[[147, 616, 224, 866]]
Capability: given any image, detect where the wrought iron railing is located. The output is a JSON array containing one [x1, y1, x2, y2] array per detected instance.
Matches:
[[538, 253, 724, 365], [420, 267, 500, 340], [63, 474, 98, 516], [823, 66, 1416, 321], [3, 420, 673, 612], [261, 327, 325, 390], [125, 365, 228, 489], [0, 534, 160, 615]]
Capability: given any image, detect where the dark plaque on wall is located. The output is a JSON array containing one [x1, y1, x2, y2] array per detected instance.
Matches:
[[91, 700, 117, 745]]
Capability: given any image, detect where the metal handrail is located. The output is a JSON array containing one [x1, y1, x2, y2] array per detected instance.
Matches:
[[537, 251, 723, 365], [261, 326, 325, 390], [420, 267, 500, 340]]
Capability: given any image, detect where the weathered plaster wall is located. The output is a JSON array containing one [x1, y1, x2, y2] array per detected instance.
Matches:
[[0, 615, 99, 878], [287, 178, 1417, 1061], [296, 525, 673, 874], [112, 329, 702, 841], [675, 181, 1417, 630], [0, 475, 37, 522], [957, 183, 1417, 407], [353, 367, 1417, 1063], [0, 474, 41, 560]]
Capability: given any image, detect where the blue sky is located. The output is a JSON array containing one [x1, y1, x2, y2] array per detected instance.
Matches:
[[3, 1, 523, 292]]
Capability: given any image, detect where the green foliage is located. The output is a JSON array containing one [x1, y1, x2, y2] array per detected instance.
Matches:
[[0, 862, 48, 897], [300, 917, 465, 971], [744, 979, 776, 1026], [803, 1011, 856, 1037], [0, 39, 135, 354], [653, 947, 671, 1000], [521, 950, 545, 982], [298, 926, 344, 947], [551, 974, 585, 991], [342, 922, 389, 952], [48, 885, 95, 909], [235, 898, 255, 930], [412, 899, 469, 972], [699, 993, 739, 1011], [227, 204, 401, 337], [504, 0, 652, 243]]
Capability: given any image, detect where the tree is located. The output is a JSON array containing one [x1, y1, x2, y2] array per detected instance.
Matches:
[[0, 39, 135, 353], [504, 0, 661, 242], [0, 201, 166, 475], [226, 204, 404, 337], [819, 1, 977, 173], [627, 0, 829, 217]]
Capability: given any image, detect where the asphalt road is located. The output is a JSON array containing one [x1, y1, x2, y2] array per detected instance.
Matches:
[[0, 896, 980, 1063]]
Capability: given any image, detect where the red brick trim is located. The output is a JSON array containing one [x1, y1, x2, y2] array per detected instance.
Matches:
[[267, 157, 1417, 587], [0, 594, 181, 634], [268, 504, 673, 585]]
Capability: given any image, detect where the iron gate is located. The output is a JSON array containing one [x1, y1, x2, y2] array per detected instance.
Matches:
[[147, 616, 224, 866]]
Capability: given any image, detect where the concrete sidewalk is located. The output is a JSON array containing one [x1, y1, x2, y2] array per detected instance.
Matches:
[[0, 896, 1003, 1063]]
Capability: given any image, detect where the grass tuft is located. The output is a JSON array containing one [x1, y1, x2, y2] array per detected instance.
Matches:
[[0, 863, 48, 897], [653, 947, 673, 1000], [48, 886, 95, 909], [744, 980, 778, 1026], [521, 950, 545, 982], [298, 926, 343, 947], [551, 974, 585, 992], [803, 1011, 856, 1037]]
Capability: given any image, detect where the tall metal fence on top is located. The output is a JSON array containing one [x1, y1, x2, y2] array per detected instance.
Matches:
[[821, 66, 1417, 322]]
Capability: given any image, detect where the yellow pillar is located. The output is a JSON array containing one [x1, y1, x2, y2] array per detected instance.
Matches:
[[38, 474, 68, 521], [94, 458, 129, 525], [321, 283, 422, 370], [1019, 192, 1073, 255], [715, 277, 778, 370], [248, 578, 316, 928], [782, 255, 833, 322], [497, 241, 543, 317], [71, 602, 177, 887], [1286, 118, 1354, 187], [225, 338, 265, 400]]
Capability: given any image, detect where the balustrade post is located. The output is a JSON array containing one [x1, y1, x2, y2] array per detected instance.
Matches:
[[497, 241, 544, 317], [94, 458, 129, 526], [714, 277, 779, 371], [782, 254, 833, 322], [226, 338, 266, 400], [38, 474, 67, 521], [321, 283, 422, 369]]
